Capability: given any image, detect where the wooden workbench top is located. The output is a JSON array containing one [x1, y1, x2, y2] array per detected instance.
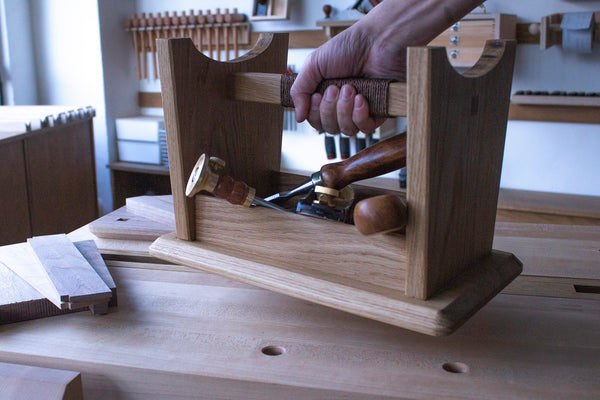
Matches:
[[1, 265, 598, 399]]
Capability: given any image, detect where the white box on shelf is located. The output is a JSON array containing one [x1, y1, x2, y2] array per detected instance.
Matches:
[[115, 116, 164, 142], [117, 140, 161, 164]]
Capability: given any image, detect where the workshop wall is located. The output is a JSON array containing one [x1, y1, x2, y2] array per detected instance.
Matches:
[[8, 0, 597, 215], [134, 0, 600, 196]]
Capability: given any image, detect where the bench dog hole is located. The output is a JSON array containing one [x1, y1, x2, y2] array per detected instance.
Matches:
[[442, 362, 469, 374], [261, 345, 286, 356]]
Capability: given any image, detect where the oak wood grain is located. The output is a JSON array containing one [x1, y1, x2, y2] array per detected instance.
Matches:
[[405, 40, 516, 299], [1, 265, 598, 399], [157, 34, 288, 241]]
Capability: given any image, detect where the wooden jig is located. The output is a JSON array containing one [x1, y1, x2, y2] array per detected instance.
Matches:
[[151, 34, 522, 336]]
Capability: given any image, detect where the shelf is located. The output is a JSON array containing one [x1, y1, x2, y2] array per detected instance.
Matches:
[[108, 161, 170, 175]]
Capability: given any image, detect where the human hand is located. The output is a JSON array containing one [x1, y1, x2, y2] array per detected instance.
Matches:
[[290, 22, 405, 135], [290, 0, 482, 135]]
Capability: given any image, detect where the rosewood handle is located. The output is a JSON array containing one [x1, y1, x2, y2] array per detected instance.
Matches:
[[320, 132, 407, 190], [353, 194, 407, 235], [213, 175, 255, 207]]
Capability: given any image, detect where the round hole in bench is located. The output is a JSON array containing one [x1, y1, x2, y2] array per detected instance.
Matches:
[[442, 362, 469, 374], [261, 345, 285, 356]]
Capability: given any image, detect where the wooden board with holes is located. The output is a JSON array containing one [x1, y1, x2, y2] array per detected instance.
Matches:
[[89, 206, 174, 241], [0, 265, 598, 399], [125, 195, 176, 228], [0, 362, 83, 400], [27, 234, 112, 306]]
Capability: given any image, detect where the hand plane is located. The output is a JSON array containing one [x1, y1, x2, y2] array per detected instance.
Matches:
[[185, 132, 407, 230]]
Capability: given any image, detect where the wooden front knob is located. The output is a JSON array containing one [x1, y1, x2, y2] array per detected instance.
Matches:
[[354, 194, 407, 235]]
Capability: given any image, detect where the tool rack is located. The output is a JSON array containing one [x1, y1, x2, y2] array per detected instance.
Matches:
[[150, 33, 522, 336]]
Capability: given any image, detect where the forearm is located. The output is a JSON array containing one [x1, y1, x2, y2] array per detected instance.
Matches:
[[354, 0, 483, 49]]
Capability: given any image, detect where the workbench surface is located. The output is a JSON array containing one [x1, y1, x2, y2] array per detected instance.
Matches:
[[1, 263, 599, 399]]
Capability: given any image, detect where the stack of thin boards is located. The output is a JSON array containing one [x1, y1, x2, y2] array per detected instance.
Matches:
[[0, 234, 116, 324]]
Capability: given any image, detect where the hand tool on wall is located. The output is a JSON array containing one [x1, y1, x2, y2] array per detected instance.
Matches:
[[138, 13, 148, 79], [231, 8, 242, 58], [147, 13, 158, 80], [154, 13, 163, 39], [355, 133, 367, 152], [265, 132, 407, 204], [195, 10, 205, 52], [162, 12, 172, 39], [215, 8, 223, 61], [339, 136, 350, 159], [223, 9, 230, 59], [185, 154, 286, 212], [125, 15, 141, 80], [205, 10, 214, 59], [178, 11, 187, 38], [322, 131, 337, 160], [187, 10, 195, 41]]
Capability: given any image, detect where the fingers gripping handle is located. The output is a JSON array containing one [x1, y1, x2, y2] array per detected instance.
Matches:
[[232, 73, 406, 117], [280, 73, 393, 118]]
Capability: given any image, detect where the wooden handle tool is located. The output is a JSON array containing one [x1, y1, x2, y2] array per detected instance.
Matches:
[[265, 132, 407, 203], [321, 132, 406, 190], [147, 13, 158, 80], [126, 15, 141, 80], [215, 8, 222, 61], [196, 10, 205, 52], [186, 154, 286, 211], [353, 194, 407, 235], [205, 10, 214, 59]]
